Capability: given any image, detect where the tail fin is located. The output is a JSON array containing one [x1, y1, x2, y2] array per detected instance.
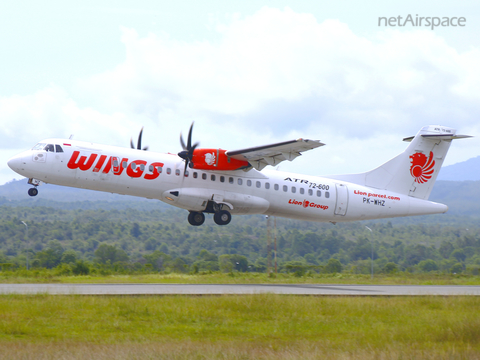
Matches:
[[327, 126, 472, 200]]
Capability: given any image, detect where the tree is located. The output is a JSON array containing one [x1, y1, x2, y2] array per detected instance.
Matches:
[[94, 243, 129, 264], [383, 262, 398, 274], [219, 254, 248, 272], [130, 223, 142, 238], [143, 251, 171, 271], [198, 249, 218, 262], [35, 240, 64, 268], [61, 249, 78, 264], [72, 260, 90, 275], [451, 249, 467, 263], [439, 241, 454, 259], [325, 258, 342, 274], [451, 263, 464, 274], [171, 257, 188, 273], [284, 260, 308, 277], [418, 259, 439, 272]]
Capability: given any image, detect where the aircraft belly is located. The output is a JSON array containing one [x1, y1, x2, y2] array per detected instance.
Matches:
[[224, 191, 269, 215]]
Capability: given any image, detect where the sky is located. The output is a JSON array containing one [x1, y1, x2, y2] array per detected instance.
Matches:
[[1, 0, 479, 185]]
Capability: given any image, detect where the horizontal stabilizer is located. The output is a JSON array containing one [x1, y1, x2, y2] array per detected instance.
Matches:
[[403, 134, 472, 142]]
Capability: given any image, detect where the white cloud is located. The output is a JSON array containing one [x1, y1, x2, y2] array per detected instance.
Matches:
[[78, 7, 480, 133]]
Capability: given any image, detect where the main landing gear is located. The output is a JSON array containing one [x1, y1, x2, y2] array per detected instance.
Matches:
[[188, 211, 205, 226], [187, 203, 232, 226], [213, 210, 231, 225]]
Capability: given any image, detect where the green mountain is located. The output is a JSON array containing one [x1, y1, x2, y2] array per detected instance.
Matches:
[[437, 156, 480, 181]]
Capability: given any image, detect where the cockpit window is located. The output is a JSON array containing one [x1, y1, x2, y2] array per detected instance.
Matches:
[[31, 143, 63, 152], [44, 144, 55, 152], [32, 143, 46, 151]]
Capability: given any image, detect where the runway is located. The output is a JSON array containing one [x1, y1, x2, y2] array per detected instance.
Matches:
[[1, 283, 480, 296]]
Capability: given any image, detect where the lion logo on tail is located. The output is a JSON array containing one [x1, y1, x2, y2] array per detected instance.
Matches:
[[409, 151, 435, 184]]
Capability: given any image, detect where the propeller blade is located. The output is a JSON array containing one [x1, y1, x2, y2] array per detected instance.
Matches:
[[187, 123, 194, 149], [130, 127, 149, 151], [178, 122, 199, 170], [180, 133, 187, 151], [137, 127, 144, 150]]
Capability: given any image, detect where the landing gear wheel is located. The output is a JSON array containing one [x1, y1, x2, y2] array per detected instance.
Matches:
[[28, 188, 38, 197], [214, 210, 231, 226], [188, 211, 205, 226]]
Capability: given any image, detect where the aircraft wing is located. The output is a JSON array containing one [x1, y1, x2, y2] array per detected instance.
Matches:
[[226, 138, 325, 171]]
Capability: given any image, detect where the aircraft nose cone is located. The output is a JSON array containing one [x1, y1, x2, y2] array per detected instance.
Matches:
[[7, 153, 25, 172]]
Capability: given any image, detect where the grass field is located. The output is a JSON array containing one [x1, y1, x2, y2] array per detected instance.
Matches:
[[1, 294, 480, 359]]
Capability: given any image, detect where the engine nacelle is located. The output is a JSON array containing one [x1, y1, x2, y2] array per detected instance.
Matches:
[[191, 148, 249, 171]]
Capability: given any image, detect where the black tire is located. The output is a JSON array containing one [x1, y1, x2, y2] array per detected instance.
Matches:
[[214, 210, 231, 226], [188, 211, 205, 226], [28, 188, 38, 197]]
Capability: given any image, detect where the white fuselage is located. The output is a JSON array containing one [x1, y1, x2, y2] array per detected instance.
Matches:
[[7, 138, 448, 223]]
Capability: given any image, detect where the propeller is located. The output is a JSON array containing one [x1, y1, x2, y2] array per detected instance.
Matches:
[[178, 122, 199, 173], [130, 127, 149, 151]]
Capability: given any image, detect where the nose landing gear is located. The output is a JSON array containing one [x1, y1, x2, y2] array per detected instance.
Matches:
[[28, 187, 38, 197], [27, 178, 41, 197]]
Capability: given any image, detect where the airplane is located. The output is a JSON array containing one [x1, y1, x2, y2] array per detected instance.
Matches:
[[7, 124, 471, 226]]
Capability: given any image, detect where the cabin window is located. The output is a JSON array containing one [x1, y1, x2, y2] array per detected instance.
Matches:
[[308, 189, 313, 196], [300, 188, 304, 195], [55, 145, 64, 153], [274, 184, 279, 191], [184, 171, 189, 177], [193, 172, 198, 179], [283, 185, 288, 192], [157, 166, 163, 173], [122, 161, 128, 168], [229, 177, 234, 184], [220, 176, 225, 183], [175, 169, 180, 176], [238, 179, 243, 185], [130, 163, 136, 170], [256, 181, 261, 188], [292, 187, 296, 193], [317, 190, 321, 197], [325, 191, 330, 198], [247, 180, 252, 187], [140, 164, 145, 171], [202, 173, 207, 180], [166, 168, 172, 175], [149, 165, 154, 172], [211, 175, 216, 181], [265, 183, 270, 190]]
